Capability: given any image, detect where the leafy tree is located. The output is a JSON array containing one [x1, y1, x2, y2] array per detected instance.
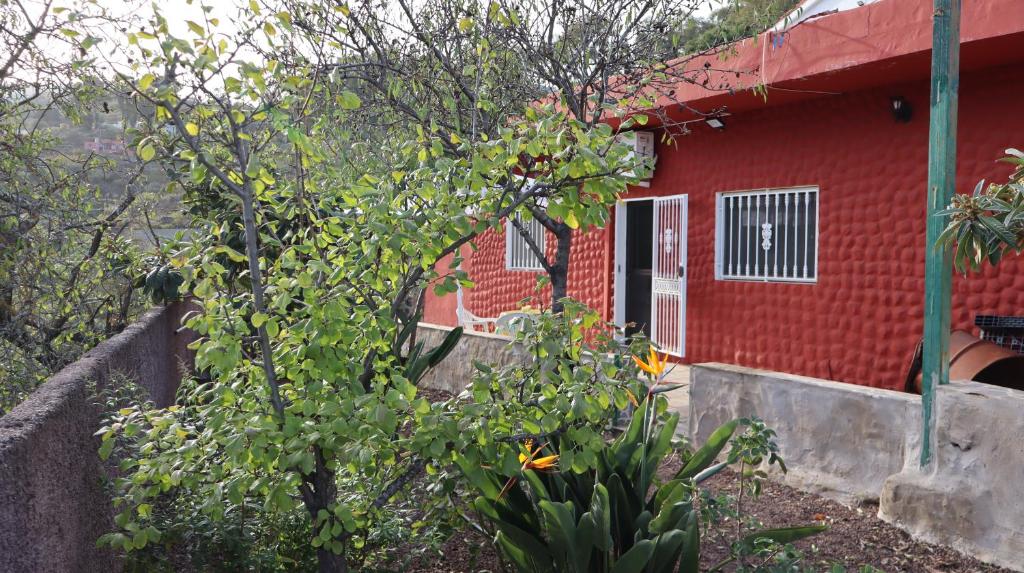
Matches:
[[297, 0, 756, 312], [100, 2, 648, 570]]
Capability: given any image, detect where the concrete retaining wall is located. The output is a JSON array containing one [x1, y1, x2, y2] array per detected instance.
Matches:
[[880, 382, 1024, 571], [0, 302, 195, 573], [690, 363, 1024, 572], [688, 363, 921, 505], [415, 323, 528, 394]]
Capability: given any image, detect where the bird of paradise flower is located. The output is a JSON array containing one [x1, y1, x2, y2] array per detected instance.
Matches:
[[497, 439, 559, 499], [631, 344, 683, 488], [629, 344, 684, 405]]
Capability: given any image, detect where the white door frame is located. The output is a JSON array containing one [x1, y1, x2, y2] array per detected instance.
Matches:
[[613, 196, 688, 358]]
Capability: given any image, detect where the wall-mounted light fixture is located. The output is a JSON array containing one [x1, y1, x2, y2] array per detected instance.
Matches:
[[705, 117, 726, 130], [891, 96, 913, 123]]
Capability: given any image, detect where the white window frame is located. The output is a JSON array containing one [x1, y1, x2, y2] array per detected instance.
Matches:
[[505, 214, 546, 271], [715, 186, 819, 283]]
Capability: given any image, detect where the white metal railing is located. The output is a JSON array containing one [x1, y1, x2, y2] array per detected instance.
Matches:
[[505, 214, 546, 271], [715, 187, 818, 283]]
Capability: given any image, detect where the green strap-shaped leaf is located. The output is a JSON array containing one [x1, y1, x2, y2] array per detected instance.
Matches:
[[478, 498, 551, 566], [590, 483, 612, 552], [426, 326, 463, 367], [540, 500, 579, 571], [675, 419, 739, 480], [495, 530, 553, 573], [609, 538, 654, 573], [678, 510, 700, 573], [647, 529, 686, 573], [648, 501, 691, 535], [736, 524, 828, 553], [693, 461, 728, 484]]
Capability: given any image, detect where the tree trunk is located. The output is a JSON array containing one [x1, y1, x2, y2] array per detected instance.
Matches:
[[550, 224, 572, 314], [300, 448, 348, 573], [317, 548, 348, 573]]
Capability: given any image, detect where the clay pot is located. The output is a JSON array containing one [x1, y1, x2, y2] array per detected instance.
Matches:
[[911, 330, 1024, 393]]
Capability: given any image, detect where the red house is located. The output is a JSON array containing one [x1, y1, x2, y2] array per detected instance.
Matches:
[[424, 0, 1024, 391]]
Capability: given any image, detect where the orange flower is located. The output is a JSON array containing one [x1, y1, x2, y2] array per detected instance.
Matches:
[[633, 345, 668, 379], [518, 440, 559, 471], [498, 440, 560, 499]]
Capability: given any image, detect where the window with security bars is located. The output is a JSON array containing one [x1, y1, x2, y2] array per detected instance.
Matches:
[[505, 215, 546, 271], [716, 187, 818, 282]]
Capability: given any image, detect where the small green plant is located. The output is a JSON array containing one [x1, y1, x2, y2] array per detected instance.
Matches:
[[467, 396, 826, 572]]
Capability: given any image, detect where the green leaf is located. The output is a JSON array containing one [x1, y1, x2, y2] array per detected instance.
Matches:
[[675, 419, 739, 480], [737, 525, 828, 553], [251, 312, 268, 328], [679, 510, 699, 573], [338, 91, 362, 110], [590, 483, 612, 551], [610, 538, 654, 573], [539, 500, 579, 571], [648, 529, 686, 573], [138, 73, 155, 91], [137, 142, 156, 161]]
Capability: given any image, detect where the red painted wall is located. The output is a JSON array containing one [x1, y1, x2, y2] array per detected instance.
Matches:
[[426, 63, 1024, 390]]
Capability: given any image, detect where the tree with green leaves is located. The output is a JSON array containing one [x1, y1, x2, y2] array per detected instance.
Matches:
[[295, 0, 756, 312], [98, 1, 652, 569]]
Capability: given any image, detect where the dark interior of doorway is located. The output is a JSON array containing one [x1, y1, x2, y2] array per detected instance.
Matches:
[[625, 200, 653, 338]]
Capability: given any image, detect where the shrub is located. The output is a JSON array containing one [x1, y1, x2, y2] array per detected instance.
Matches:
[[467, 397, 826, 572]]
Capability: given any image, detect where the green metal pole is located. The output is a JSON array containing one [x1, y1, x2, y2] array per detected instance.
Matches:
[[921, 0, 961, 467]]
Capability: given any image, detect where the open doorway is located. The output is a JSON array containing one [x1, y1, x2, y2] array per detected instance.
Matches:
[[614, 196, 688, 356], [624, 200, 653, 338]]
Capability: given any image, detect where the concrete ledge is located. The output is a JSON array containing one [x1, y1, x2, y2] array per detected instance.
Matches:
[[415, 323, 529, 394], [0, 302, 195, 573], [688, 363, 920, 506], [879, 382, 1024, 571]]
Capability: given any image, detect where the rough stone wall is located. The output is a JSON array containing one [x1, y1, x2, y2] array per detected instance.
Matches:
[[428, 63, 1024, 389], [0, 302, 195, 573], [415, 323, 529, 394], [688, 363, 920, 506], [879, 382, 1024, 571]]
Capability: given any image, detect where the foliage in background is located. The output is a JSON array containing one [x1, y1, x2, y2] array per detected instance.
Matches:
[[938, 149, 1024, 273], [676, 0, 801, 54], [0, 1, 154, 414]]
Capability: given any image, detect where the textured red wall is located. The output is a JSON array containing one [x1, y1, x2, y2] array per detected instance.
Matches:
[[427, 63, 1024, 390]]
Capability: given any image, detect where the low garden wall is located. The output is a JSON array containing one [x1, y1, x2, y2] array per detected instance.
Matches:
[[690, 363, 1024, 572], [688, 363, 921, 506], [0, 302, 195, 573], [415, 323, 527, 394], [880, 382, 1024, 571]]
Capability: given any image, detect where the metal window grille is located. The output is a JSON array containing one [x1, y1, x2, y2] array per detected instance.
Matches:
[[505, 215, 546, 271], [716, 187, 818, 282]]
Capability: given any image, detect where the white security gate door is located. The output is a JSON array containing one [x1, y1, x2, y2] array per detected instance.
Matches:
[[651, 195, 688, 357]]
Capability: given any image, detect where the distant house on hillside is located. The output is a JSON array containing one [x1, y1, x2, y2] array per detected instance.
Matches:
[[84, 137, 127, 155], [423, 0, 1024, 391]]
